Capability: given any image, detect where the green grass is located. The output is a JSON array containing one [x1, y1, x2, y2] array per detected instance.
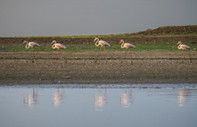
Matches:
[[1, 42, 196, 52], [109, 42, 197, 52]]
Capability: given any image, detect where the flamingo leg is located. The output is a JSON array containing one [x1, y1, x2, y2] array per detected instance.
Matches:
[[32, 48, 35, 63], [104, 47, 107, 55], [124, 49, 128, 58], [97, 46, 102, 57], [130, 49, 133, 64], [60, 49, 64, 57], [60, 49, 67, 62], [129, 49, 132, 58], [34, 49, 38, 58], [57, 49, 59, 57], [95, 47, 102, 63], [103, 47, 108, 63], [32, 48, 35, 57], [182, 51, 186, 63], [188, 50, 192, 63], [121, 49, 128, 63]]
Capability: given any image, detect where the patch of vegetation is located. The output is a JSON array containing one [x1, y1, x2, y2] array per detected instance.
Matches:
[[1, 42, 196, 52], [16, 33, 197, 39], [134, 25, 197, 36], [16, 25, 197, 38], [1, 25, 197, 52]]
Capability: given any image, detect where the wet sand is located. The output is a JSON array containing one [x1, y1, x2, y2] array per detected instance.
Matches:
[[0, 51, 197, 85]]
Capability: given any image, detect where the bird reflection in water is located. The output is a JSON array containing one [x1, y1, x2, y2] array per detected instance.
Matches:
[[94, 89, 107, 111], [23, 88, 38, 106], [120, 89, 132, 108], [178, 88, 190, 107], [52, 88, 64, 108]]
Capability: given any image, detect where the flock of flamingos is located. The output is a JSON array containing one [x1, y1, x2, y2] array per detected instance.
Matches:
[[22, 38, 191, 62]]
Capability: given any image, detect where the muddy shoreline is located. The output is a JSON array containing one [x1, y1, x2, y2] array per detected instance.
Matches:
[[0, 51, 197, 85]]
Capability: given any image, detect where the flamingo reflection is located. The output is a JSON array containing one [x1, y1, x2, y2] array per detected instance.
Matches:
[[120, 89, 132, 108], [52, 88, 64, 107], [178, 88, 190, 107], [94, 89, 107, 111], [23, 88, 38, 106]]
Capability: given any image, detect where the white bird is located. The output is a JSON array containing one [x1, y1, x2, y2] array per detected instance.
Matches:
[[22, 40, 40, 62], [94, 38, 110, 60], [177, 41, 190, 50], [177, 41, 191, 63], [120, 40, 135, 57], [51, 40, 66, 57]]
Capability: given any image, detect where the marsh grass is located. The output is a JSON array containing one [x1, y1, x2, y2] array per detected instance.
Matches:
[[1, 42, 196, 52], [2, 25, 197, 52]]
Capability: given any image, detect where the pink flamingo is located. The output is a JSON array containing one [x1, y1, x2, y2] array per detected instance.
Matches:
[[120, 40, 135, 58], [177, 41, 191, 63], [94, 38, 110, 61], [51, 40, 66, 57], [23, 40, 40, 62], [177, 41, 190, 50]]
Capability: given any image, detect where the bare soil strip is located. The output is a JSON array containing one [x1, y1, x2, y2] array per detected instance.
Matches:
[[0, 51, 197, 85]]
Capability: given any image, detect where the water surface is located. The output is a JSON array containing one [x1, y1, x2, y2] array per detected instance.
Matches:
[[0, 84, 197, 127]]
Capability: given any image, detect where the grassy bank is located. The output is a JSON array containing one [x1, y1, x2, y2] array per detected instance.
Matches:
[[0, 25, 197, 52], [1, 42, 196, 52]]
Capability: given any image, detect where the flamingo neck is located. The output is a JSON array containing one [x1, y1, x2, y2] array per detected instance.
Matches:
[[51, 41, 57, 49], [95, 40, 99, 47], [52, 44, 56, 49], [25, 43, 29, 49], [178, 44, 182, 49], [121, 42, 124, 48]]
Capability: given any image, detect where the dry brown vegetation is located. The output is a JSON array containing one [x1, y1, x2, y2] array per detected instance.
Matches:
[[135, 25, 197, 35]]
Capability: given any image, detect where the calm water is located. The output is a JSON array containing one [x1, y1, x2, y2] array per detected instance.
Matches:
[[0, 84, 197, 127]]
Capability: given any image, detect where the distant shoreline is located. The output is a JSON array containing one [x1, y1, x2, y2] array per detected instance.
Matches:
[[0, 25, 197, 38], [1, 79, 197, 86]]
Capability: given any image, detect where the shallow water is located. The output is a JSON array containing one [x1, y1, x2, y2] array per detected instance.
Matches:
[[0, 84, 197, 127]]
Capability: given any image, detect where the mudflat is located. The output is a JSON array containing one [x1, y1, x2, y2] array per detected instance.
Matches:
[[0, 51, 196, 85]]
